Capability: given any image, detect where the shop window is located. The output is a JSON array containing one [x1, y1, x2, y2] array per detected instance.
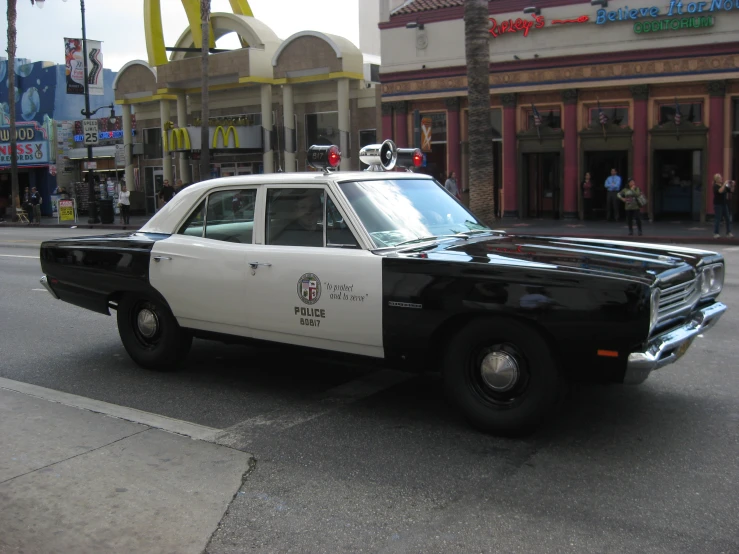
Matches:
[[526, 108, 561, 130], [658, 102, 702, 125], [306, 112, 339, 149], [491, 108, 502, 140], [589, 106, 629, 127], [420, 113, 447, 143], [733, 100, 739, 132], [143, 127, 162, 159]]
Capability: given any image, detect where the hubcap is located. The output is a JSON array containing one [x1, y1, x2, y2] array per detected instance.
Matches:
[[480, 351, 520, 392], [136, 308, 159, 339]]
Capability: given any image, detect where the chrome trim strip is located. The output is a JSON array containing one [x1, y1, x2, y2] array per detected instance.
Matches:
[[625, 302, 726, 385], [40, 276, 59, 300]]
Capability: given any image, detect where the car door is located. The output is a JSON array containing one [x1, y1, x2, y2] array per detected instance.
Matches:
[[245, 185, 384, 358], [149, 186, 261, 334]]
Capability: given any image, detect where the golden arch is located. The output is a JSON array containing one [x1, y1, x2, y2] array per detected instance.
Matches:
[[144, 0, 254, 66]]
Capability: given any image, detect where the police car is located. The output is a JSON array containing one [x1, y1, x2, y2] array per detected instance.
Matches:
[[39, 140, 727, 435]]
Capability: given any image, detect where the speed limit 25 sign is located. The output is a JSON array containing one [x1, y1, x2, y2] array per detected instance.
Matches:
[[82, 120, 99, 146]]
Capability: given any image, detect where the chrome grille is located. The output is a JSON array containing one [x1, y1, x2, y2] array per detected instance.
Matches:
[[658, 277, 699, 321]]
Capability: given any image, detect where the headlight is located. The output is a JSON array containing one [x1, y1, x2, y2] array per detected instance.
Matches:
[[700, 263, 724, 298], [649, 287, 661, 335]]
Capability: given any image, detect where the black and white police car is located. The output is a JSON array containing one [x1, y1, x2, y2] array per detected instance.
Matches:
[[39, 140, 727, 435]]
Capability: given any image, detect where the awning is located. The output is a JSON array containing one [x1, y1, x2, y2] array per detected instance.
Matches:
[[67, 145, 118, 159]]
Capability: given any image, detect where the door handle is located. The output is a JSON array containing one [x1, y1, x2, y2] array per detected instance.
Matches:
[[248, 261, 271, 275], [153, 256, 172, 262]]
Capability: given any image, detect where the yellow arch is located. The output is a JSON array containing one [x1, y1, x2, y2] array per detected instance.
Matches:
[[144, 0, 254, 66]]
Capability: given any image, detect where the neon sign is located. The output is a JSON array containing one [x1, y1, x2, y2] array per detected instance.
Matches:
[[634, 15, 714, 32], [488, 14, 589, 38], [596, 0, 739, 24]]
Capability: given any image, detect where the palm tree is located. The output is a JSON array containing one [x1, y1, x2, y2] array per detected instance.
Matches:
[[6, 0, 38, 219], [464, 0, 495, 224], [199, 0, 210, 182]]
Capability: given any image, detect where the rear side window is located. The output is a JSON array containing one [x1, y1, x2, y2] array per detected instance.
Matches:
[[178, 199, 206, 236], [204, 189, 257, 243]]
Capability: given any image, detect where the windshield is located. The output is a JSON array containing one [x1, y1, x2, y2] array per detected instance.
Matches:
[[338, 179, 490, 248]]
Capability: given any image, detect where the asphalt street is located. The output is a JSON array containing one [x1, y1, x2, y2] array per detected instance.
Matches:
[[1, 226, 738, 553]]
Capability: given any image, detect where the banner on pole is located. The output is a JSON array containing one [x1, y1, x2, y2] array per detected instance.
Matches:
[[64, 38, 104, 96]]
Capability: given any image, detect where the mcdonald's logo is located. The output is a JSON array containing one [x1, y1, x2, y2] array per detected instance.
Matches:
[[169, 128, 191, 150], [145, 0, 253, 66], [212, 126, 240, 149]]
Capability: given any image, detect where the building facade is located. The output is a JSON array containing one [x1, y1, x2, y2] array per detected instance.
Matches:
[[0, 58, 121, 216], [378, 0, 739, 222], [113, 6, 381, 215]]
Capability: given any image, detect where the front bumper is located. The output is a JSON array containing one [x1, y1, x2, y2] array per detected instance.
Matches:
[[624, 301, 727, 385]]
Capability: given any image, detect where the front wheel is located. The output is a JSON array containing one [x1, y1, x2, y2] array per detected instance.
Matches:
[[116, 293, 192, 371], [442, 318, 564, 436]]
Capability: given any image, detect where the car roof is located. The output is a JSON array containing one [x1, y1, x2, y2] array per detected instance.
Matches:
[[139, 170, 436, 235]]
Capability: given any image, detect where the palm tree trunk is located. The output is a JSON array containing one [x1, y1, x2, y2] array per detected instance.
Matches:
[[6, 0, 20, 217], [464, 0, 495, 225], [199, 0, 210, 182]]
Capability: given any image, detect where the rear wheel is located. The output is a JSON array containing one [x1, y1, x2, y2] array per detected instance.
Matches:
[[442, 318, 563, 436], [116, 293, 192, 371]]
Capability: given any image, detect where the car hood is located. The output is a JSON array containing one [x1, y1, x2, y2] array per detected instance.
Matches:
[[390, 233, 719, 285]]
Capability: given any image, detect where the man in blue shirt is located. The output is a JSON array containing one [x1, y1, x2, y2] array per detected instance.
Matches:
[[605, 168, 622, 221]]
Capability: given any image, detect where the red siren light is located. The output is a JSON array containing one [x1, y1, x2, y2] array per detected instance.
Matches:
[[327, 145, 341, 168], [307, 144, 341, 171], [396, 147, 424, 171]]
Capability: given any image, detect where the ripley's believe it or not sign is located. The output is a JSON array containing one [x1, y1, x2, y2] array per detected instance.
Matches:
[[489, 0, 736, 37]]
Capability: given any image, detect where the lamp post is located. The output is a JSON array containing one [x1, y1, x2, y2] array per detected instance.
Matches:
[[36, 0, 102, 223]]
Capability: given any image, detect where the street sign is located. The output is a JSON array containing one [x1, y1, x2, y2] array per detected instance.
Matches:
[[115, 144, 125, 167], [82, 119, 99, 146]]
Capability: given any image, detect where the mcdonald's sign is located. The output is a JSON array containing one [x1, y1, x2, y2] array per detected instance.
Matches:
[[163, 127, 191, 151], [212, 126, 240, 149]]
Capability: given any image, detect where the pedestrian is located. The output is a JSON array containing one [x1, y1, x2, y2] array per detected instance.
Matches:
[[118, 183, 131, 225], [175, 179, 184, 194], [445, 171, 460, 199], [22, 187, 33, 224], [712, 173, 732, 238], [582, 172, 593, 220], [618, 177, 644, 236], [30, 187, 42, 226], [605, 168, 622, 221], [158, 179, 174, 209]]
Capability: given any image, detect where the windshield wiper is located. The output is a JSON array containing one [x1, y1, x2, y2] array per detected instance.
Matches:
[[394, 234, 471, 248]]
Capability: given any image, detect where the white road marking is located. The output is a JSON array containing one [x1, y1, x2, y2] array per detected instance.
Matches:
[[214, 369, 414, 447], [721, 247, 739, 252], [0, 254, 39, 259], [32, 288, 46, 291], [0, 376, 221, 442]]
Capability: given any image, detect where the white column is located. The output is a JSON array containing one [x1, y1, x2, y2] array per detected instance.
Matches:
[[160, 99, 173, 185], [261, 84, 273, 174], [337, 78, 350, 171], [122, 104, 134, 192], [283, 85, 295, 172], [176, 93, 192, 185]]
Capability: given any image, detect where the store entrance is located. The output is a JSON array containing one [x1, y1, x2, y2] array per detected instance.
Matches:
[[418, 144, 447, 182], [583, 150, 628, 220], [522, 152, 560, 218], [653, 149, 702, 221]]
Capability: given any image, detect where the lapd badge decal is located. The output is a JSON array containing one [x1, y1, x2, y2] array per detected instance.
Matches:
[[298, 273, 321, 305]]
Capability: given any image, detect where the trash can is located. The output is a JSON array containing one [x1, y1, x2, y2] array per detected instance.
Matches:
[[98, 198, 114, 224]]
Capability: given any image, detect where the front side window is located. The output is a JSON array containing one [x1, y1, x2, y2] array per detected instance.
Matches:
[[204, 189, 257, 243], [326, 195, 359, 248], [266, 188, 325, 247], [338, 179, 489, 248]]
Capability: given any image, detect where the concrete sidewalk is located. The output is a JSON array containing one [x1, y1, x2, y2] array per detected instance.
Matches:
[[0, 379, 252, 554]]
